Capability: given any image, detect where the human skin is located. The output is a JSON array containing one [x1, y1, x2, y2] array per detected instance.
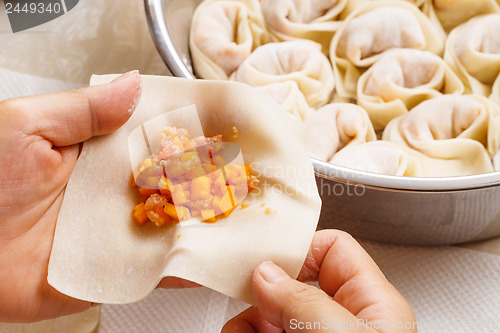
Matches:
[[222, 230, 417, 333]]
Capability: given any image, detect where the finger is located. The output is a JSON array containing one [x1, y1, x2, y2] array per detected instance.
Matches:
[[6, 70, 142, 147], [297, 230, 416, 331], [222, 307, 282, 333], [252, 261, 371, 332], [156, 277, 201, 289]]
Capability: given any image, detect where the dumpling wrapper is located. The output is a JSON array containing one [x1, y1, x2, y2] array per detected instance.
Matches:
[[190, 0, 269, 80], [47, 75, 321, 304], [330, 1, 445, 99], [444, 14, 500, 96], [383, 95, 500, 176], [357, 49, 464, 130], [260, 0, 348, 54], [255, 81, 313, 121], [306, 103, 376, 161], [232, 41, 335, 108], [422, 0, 500, 32]]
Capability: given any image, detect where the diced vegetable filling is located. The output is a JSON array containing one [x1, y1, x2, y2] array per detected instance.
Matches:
[[132, 127, 259, 226]]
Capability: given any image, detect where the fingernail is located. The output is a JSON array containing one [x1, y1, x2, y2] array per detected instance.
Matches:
[[112, 70, 143, 114], [258, 261, 287, 283], [129, 77, 143, 114], [112, 70, 139, 83]]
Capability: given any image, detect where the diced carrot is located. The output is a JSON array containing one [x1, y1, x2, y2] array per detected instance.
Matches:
[[171, 185, 188, 205], [164, 203, 178, 221], [138, 187, 159, 197], [201, 209, 216, 223], [164, 203, 191, 221], [223, 206, 236, 217], [184, 165, 206, 180], [158, 176, 172, 192], [218, 188, 238, 215], [132, 203, 149, 226], [203, 163, 214, 174], [213, 155, 226, 168], [191, 176, 211, 200]]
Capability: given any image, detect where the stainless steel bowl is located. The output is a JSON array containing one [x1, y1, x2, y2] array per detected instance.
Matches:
[[144, 0, 500, 245]]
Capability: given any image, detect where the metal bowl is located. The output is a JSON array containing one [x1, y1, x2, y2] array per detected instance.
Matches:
[[144, 0, 500, 245]]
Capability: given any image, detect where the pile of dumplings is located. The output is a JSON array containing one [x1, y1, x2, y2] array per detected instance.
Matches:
[[190, 0, 500, 177]]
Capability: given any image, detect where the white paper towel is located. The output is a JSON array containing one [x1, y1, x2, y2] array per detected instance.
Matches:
[[1, 1, 500, 331]]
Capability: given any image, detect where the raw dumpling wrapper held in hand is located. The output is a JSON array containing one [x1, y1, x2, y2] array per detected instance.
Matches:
[[357, 49, 464, 130], [383, 95, 500, 176], [190, 0, 269, 80], [306, 103, 376, 161], [330, 1, 445, 99], [232, 41, 335, 108], [422, 0, 500, 32], [260, 0, 348, 54], [444, 14, 500, 96], [47, 75, 321, 304]]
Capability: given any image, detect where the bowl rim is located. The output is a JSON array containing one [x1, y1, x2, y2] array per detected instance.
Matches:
[[144, 0, 500, 192]]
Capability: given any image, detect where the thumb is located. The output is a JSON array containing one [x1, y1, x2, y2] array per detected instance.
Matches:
[[253, 262, 373, 332], [5, 70, 142, 147]]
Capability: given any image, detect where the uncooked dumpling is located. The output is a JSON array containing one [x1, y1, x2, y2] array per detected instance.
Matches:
[[190, 0, 269, 80], [422, 0, 500, 32], [492, 75, 500, 106], [330, 141, 424, 177], [383, 95, 499, 175], [357, 49, 464, 130], [306, 103, 376, 161], [444, 14, 500, 96], [255, 81, 313, 120], [330, 1, 445, 99], [232, 41, 335, 108], [260, 0, 348, 54]]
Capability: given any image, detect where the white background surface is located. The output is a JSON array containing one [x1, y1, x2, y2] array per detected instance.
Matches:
[[1, 0, 500, 331]]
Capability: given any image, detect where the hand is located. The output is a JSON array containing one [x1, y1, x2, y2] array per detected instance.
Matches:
[[0, 71, 143, 323], [223, 230, 417, 333]]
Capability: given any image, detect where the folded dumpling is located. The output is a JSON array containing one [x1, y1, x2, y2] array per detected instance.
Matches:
[[232, 41, 335, 108], [306, 103, 376, 161], [383, 95, 499, 175], [330, 140, 493, 177], [330, 1, 445, 99], [330, 141, 424, 177], [255, 81, 313, 120], [444, 14, 500, 96], [357, 49, 464, 130], [190, 0, 269, 80], [48, 75, 321, 304], [422, 0, 500, 32], [260, 0, 348, 54], [492, 75, 500, 106]]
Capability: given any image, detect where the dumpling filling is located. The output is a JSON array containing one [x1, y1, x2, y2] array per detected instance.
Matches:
[[132, 127, 259, 227]]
